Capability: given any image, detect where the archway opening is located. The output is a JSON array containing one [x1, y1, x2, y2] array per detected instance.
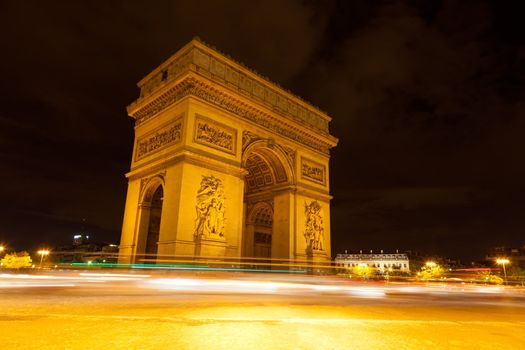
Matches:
[[143, 185, 163, 262], [242, 145, 291, 259], [249, 203, 273, 258]]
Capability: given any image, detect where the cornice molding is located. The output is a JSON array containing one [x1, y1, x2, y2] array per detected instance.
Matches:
[[126, 150, 247, 182], [128, 77, 337, 154]]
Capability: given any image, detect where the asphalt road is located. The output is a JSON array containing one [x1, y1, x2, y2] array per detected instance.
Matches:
[[1, 270, 524, 349]]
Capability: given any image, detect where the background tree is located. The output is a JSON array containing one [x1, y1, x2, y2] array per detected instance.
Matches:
[[352, 264, 375, 279], [476, 270, 503, 285], [418, 262, 444, 280], [0, 251, 33, 269]]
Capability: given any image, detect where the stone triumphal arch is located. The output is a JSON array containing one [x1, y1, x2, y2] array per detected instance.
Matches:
[[118, 39, 338, 263]]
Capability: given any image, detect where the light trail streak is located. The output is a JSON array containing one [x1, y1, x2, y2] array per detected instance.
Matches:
[[0, 271, 151, 288], [0, 271, 522, 301], [131, 264, 306, 273], [0, 283, 76, 288], [78, 272, 150, 281], [0, 273, 62, 279], [79, 272, 151, 278], [145, 277, 387, 298]]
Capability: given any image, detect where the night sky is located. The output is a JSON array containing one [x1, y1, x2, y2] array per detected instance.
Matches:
[[1, 0, 523, 261]]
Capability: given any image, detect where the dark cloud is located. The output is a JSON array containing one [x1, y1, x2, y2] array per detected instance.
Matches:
[[0, 0, 523, 260], [298, 0, 525, 259]]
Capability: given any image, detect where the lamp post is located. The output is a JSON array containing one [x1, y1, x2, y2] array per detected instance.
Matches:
[[496, 258, 509, 285], [37, 249, 50, 268]]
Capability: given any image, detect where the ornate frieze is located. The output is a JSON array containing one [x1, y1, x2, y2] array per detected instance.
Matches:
[[134, 78, 332, 154], [134, 82, 196, 126], [194, 48, 329, 132], [135, 120, 182, 161], [300, 157, 326, 185], [194, 115, 237, 155], [188, 81, 333, 153], [194, 175, 225, 239], [304, 201, 324, 252]]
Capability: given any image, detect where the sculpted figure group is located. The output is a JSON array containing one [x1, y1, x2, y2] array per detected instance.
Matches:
[[137, 123, 182, 159], [194, 175, 225, 239], [304, 200, 324, 251], [196, 122, 233, 151]]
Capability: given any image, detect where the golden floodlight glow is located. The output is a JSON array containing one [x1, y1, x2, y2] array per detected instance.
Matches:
[[0, 245, 5, 252], [425, 261, 436, 267], [496, 258, 510, 285], [37, 249, 50, 269]]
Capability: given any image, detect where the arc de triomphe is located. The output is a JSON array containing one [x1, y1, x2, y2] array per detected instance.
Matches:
[[118, 39, 338, 263]]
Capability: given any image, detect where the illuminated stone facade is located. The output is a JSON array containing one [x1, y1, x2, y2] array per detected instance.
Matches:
[[335, 252, 410, 273], [118, 38, 338, 263]]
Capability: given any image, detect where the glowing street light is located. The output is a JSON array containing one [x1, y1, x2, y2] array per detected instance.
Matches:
[[37, 249, 50, 268], [496, 258, 510, 284], [0, 245, 5, 253], [425, 261, 436, 267]]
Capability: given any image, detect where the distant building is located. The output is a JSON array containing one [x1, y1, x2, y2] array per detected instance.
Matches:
[[486, 246, 525, 268], [54, 234, 118, 264], [73, 233, 90, 246], [335, 250, 410, 273]]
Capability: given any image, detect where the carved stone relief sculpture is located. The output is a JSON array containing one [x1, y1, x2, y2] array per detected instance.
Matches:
[[136, 121, 182, 160], [194, 175, 225, 240], [301, 157, 325, 185], [194, 115, 236, 154], [242, 131, 260, 151], [132, 79, 332, 154], [304, 200, 324, 252]]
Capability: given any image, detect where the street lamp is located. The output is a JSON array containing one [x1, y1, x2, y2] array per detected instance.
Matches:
[[37, 249, 50, 268], [0, 245, 4, 253], [496, 258, 509, 284], [425, 261, 436, 267]]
